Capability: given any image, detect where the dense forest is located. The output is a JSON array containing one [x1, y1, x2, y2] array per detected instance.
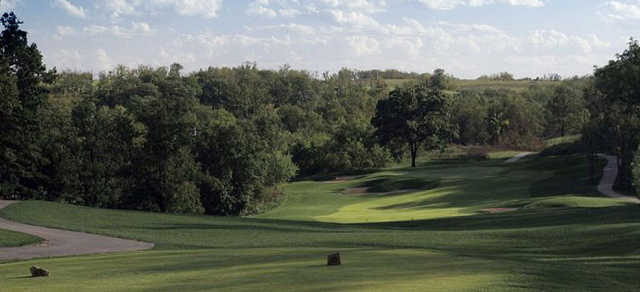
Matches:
[[1, 12, 639, 215]]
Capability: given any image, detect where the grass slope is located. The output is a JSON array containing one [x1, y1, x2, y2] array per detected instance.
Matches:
[[1, 153, 639, 291], [0, 229, 42, 247]]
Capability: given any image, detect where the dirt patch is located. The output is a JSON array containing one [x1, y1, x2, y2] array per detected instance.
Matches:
[[479, 208, 518, 214]]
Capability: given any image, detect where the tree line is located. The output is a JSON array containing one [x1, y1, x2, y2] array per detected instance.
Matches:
[[3, 12, 638, 215]]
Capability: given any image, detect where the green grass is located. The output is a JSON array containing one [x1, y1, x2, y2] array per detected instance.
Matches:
[[545, 135, 582, 147], [1, 153, 639, 291], [487, 150, 525, 160], [0, 229, 42, 247]]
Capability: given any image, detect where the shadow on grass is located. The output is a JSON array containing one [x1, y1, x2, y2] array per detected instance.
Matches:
[[8, 275, 33, 279], [346, 154, 611, 213], [144, 223, 350, 234], [358, 205, 640, 231], [355, 177, 440, 193]]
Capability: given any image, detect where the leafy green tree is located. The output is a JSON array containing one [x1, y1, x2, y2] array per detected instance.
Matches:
[[480, 90, 544, 148], [591, 39, 640, 190], [68, 102, 144, 207], [0, 12, 52, 198], [632, 145, 640, 193], [428, 69, 451, 90], [451, 91, 490, 145], [486, 107, 510, 145], [133, 67, 203, 213], [372, 81, 455, 167], [545, 84, 589, 137], [195, 109, 287, 215]]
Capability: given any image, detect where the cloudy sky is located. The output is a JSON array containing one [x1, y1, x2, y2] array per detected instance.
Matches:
[[2, 0, 640, 78]]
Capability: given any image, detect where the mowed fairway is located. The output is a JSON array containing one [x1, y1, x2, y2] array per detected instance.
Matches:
[[2, 154, 640, 291]]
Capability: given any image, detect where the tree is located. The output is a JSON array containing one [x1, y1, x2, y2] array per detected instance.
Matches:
[[545, 84, 588, 137], [428, 68, 452, 91], [68, 102, 144, 207], [632, 144, 640, 193], [451, 91, 490, 145], [591, 39, 640, 190], [0, 12, 52, 198], [372, 81, 454, 167]]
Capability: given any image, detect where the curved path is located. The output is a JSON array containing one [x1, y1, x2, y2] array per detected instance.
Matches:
[[0, 200, 154, 261], [504, 152, 535, 164], [597, 154, 640, 203]]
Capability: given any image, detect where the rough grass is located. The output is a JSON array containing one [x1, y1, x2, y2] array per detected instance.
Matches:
[[0, 229, 42, 247], [1, 153, 639, 291]]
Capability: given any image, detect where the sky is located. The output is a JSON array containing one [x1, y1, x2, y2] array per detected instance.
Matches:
[[2, 0, 640, 79]]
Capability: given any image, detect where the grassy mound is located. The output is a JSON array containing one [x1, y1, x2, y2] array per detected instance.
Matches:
[[0, 229, 42, 247]]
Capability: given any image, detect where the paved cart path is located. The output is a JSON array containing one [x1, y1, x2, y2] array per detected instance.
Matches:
[[504, 152, 535, 164], [596, 154, 640, 204], [0, 200, 154, 261]]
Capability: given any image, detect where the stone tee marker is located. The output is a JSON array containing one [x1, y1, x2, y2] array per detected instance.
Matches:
[[30, 266, 49, 277], [327, 252, 341, 266]]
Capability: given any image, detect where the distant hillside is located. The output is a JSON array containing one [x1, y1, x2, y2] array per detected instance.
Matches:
[[383, 78, 558, 92]]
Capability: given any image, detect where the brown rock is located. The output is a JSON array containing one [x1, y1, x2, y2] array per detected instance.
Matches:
[[30, 266, 49, 277], [327, 252, 341, 266]]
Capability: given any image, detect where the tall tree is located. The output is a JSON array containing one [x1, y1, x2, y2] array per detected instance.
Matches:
[[591, 39, 640, 190], [0, 13, 52, 198], [545, 84, 588, 137], [372, 81, 454, 167]]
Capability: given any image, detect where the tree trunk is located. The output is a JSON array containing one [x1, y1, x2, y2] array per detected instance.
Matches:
[[588, 152, 595, 184], [410, 143, 418, 168]]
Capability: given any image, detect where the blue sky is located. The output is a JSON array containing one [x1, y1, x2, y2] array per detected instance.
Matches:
[[2, 0, 640, 78]]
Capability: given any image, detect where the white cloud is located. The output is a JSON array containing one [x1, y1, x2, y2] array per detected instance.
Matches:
[[279, 8, 301, 17], [330, 10, 379, 27], [347, 35, 381, 56], [168, 0, 222, 18], [84, 22, 154, 39], [528, 30, 611, 53], [0, 0, 20, 11], [36, 2, 620, 79], [417, 0, 544, 10], [101, 0, 223, 19], [53, 49, 83, 70], [603, 1, 640, 20], [96, 48, 112, 71], [246, 1, 312, 18], [53, 0, 86, 18], [103, 0, 135, 17], [247, 0, 277, 17], [246, 0, 386, 18], [247, 23, 316, 35], [319, 0, 387, 13], [54, 25, 75, 40]]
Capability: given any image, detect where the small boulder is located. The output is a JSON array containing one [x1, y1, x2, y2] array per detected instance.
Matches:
[[327, 252, 341, 266], [30, 266, 49, 277]]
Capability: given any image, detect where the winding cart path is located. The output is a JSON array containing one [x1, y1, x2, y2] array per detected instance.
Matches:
[[504, 152, 535, 163], [0, 200, 153, 261], [596, 154, 640, 204]]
